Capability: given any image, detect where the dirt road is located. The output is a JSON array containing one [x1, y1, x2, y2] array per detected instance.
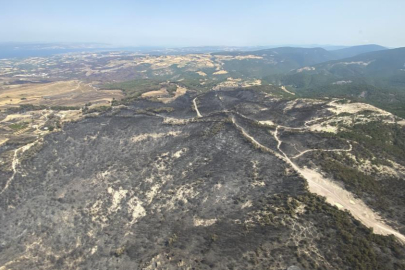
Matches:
[[193, 97, 202, 118]]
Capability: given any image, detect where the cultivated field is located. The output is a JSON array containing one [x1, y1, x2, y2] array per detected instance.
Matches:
[[0, 80, 123, 110]]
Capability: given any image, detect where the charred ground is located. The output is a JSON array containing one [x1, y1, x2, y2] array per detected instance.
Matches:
[[0, 89, 405, 270]]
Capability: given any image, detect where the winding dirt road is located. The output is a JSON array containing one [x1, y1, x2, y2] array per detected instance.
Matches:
[[291, 140, 352, 159], [0, 140, 39, 195], [273, 127, 405, 243], [218, 92, 405, 243]]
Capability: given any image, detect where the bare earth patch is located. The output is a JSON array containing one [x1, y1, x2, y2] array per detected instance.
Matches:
[[0, 80, 123, 109], [196, 71, 207, 77], [159, 85, 187, 103], [193, 217, 217, 227], [213, 70, 228, 75], [141, 88, 169, 98], [328, 100, 391, 115]]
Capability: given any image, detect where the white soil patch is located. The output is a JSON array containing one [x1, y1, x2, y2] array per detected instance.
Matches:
[[127, 196, 146, 224], [328, 100, 391, 115], [308, 123, 338, 134], [241, 200, 253, 209], [193, 217, 217, 227], [172, 148, 188, 158], [196, 71, 207, 76], [296, 67, 315, 72], [337, 61, 373, 66], [162, 117, 189, 125], [107, 187, 128, 212], [258, 120, 275, 126], [213, 70, 228, 75]]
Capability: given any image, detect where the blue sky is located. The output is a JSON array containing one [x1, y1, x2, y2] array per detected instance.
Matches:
[[1, 0, 404, 47]]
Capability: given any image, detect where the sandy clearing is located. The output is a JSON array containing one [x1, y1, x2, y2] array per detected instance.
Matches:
[[0, 114, 32, 123], [328, 100, 391, 115], [196, 71, 207, 76], [141, 88, 169, 98], [213, 70, 228, 75], [273, 126, 405, 243], [299, 166, 405, 242], [398, 120, 405, 126]]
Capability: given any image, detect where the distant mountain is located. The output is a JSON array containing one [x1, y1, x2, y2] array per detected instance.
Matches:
[[128, 46, 278, 55], [212, 47, 337, 77], [215, 47, 335, 64], [265, 47, 405, 117], [322, 45, 350, 50], [0, 42, 388, 60], [212, 45, 389, 77], [280, 47, 405, 86], [330, 44, 387, 59]]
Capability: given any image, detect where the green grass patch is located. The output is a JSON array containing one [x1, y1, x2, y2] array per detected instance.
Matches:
[[9, 122, 28, 131], [101, 79, 163, 98]]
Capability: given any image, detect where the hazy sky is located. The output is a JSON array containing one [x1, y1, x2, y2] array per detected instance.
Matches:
[[1, 0, 404, 47]]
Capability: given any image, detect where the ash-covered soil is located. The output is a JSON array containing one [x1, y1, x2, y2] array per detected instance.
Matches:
[[0, 89, 404, 269]]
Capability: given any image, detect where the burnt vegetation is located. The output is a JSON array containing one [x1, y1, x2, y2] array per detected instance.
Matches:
[[0, 89, 404, 269]]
